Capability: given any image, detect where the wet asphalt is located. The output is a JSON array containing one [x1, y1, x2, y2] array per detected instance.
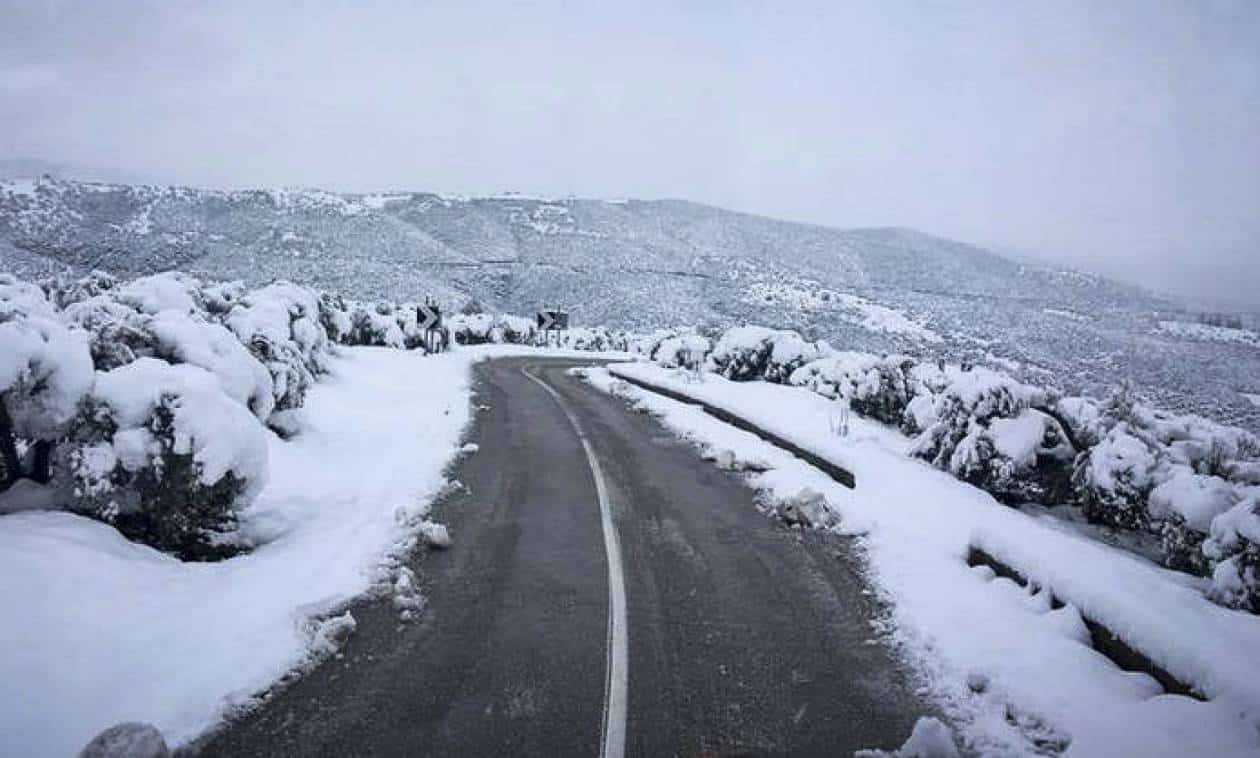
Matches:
[[195, 356, 926, 757]]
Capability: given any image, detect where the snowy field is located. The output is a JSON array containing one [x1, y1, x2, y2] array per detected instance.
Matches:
[[0, 344, 620, 756], [591, 363, 1260, 757]]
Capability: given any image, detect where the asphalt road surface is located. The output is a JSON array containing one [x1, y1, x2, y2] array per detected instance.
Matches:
[[196, 356, 926, 757]]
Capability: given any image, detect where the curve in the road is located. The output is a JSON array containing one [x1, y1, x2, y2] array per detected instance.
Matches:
[[195, 356, 928, 757]]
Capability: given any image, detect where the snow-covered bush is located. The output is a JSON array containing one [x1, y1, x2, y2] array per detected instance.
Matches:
[[789, 352, 916, 426], [316, 292, 353, 343], [558, 326, 629, 352], [0, 276, 94, 489], [1148, 469, 1239, 574], [65, 358, 268, 559], [1072, 382, 1260, 548], [908, 368, 1072, 504], [225, 282, 332, 411], [653, 332, 712, 370], [496, 314, 536, 344], [447, 313, 497, 345], [202, 280, 249, 316], [41, 269, 118, 309], [115, 271, 207, 316], [56, 278, 275, 420], [147, 310, 275, 420], [706, 326, 821, 383], [1053, 396, 1104, 449], [61, 294, 158, 370], [1072, 423, 1161, 530], [1203, 493, 1260, 612], [446, 313, 540, 346]]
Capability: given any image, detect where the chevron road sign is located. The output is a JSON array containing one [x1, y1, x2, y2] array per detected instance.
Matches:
[[536, 310, 569, 331], [417, 303, 442, 332]]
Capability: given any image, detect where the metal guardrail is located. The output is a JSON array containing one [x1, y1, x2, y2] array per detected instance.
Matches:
[[608, 369, 856, 490]]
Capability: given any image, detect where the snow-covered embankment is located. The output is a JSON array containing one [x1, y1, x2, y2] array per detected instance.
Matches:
[[591, 362, 1260, 757], [0, 347, 471, 756]]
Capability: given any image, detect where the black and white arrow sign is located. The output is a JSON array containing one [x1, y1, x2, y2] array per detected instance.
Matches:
[[417, 304, 442, 332], [537, 310, 556, 331]]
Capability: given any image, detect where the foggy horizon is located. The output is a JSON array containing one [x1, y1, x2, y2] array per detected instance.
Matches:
[[3, 0, 1258, 306]]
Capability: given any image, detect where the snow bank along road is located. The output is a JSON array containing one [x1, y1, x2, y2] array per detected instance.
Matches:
[[199, 356, 926, 756]]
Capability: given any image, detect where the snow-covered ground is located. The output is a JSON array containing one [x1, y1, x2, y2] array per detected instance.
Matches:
[[1158, 320, 1260, 347], [0, 344, 621, 756], [591, 363, 1260, 757]]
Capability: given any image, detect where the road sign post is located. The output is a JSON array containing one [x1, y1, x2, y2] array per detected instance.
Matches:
[[535, 308, 569, 347], [417, 300, 444, 354]]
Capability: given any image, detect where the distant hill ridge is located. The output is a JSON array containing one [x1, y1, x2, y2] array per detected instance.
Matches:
[[7, 174, 1260, 434]]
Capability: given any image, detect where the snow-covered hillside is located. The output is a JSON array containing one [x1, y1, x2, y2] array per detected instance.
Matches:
[[3, 176, 1259, 433]]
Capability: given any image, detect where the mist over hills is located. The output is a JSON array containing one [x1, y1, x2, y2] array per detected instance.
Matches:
[[2, 175, 1258, 431]]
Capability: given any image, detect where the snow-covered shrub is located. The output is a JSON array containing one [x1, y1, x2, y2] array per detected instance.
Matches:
[[447, 313, 538, 346], [42, 270, 118, 309], [115, 272, 206, 316], [61, 295, 158, 370], [343, 302, 406, 348], [225, 282, 332, 411], [909, 368, 1072, 504], [65, 358, 268, 559], [706, 326, 820, 383], [0, 276, 94, 488], [62, 291, 276, 420], [559, 326, 629, 352], [1148, 468, 1239, 573], [1203, 493, 1260, 613], [496, 314, 536, 344], [202, 280, 248, 316], [447, 313, 498, 345], [317, 292, 353, 343], [1072, 423, 1161, 530], [790, 352, 916, 426], [1053, 396, 1104, 449], [653, 333, 712, 370], [1072, 382, 1260, 545], [941, 409, 1075, 504], [146, 310, 275, 420]]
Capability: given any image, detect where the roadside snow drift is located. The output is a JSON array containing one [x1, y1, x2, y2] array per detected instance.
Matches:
[[593, 363, 1260, 757], [0, 347, 472, 756]]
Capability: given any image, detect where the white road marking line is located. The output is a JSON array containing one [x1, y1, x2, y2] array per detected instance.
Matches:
[[522, 364, 628, 758]]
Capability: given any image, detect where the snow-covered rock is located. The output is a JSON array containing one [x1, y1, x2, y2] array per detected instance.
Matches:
[[856, 716, 959, 758], [772, 487, 838, 529], [78, 722, 169, 758]]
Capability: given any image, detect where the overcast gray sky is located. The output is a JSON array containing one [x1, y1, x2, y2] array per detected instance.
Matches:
[[2, 1, 1257, 305]]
